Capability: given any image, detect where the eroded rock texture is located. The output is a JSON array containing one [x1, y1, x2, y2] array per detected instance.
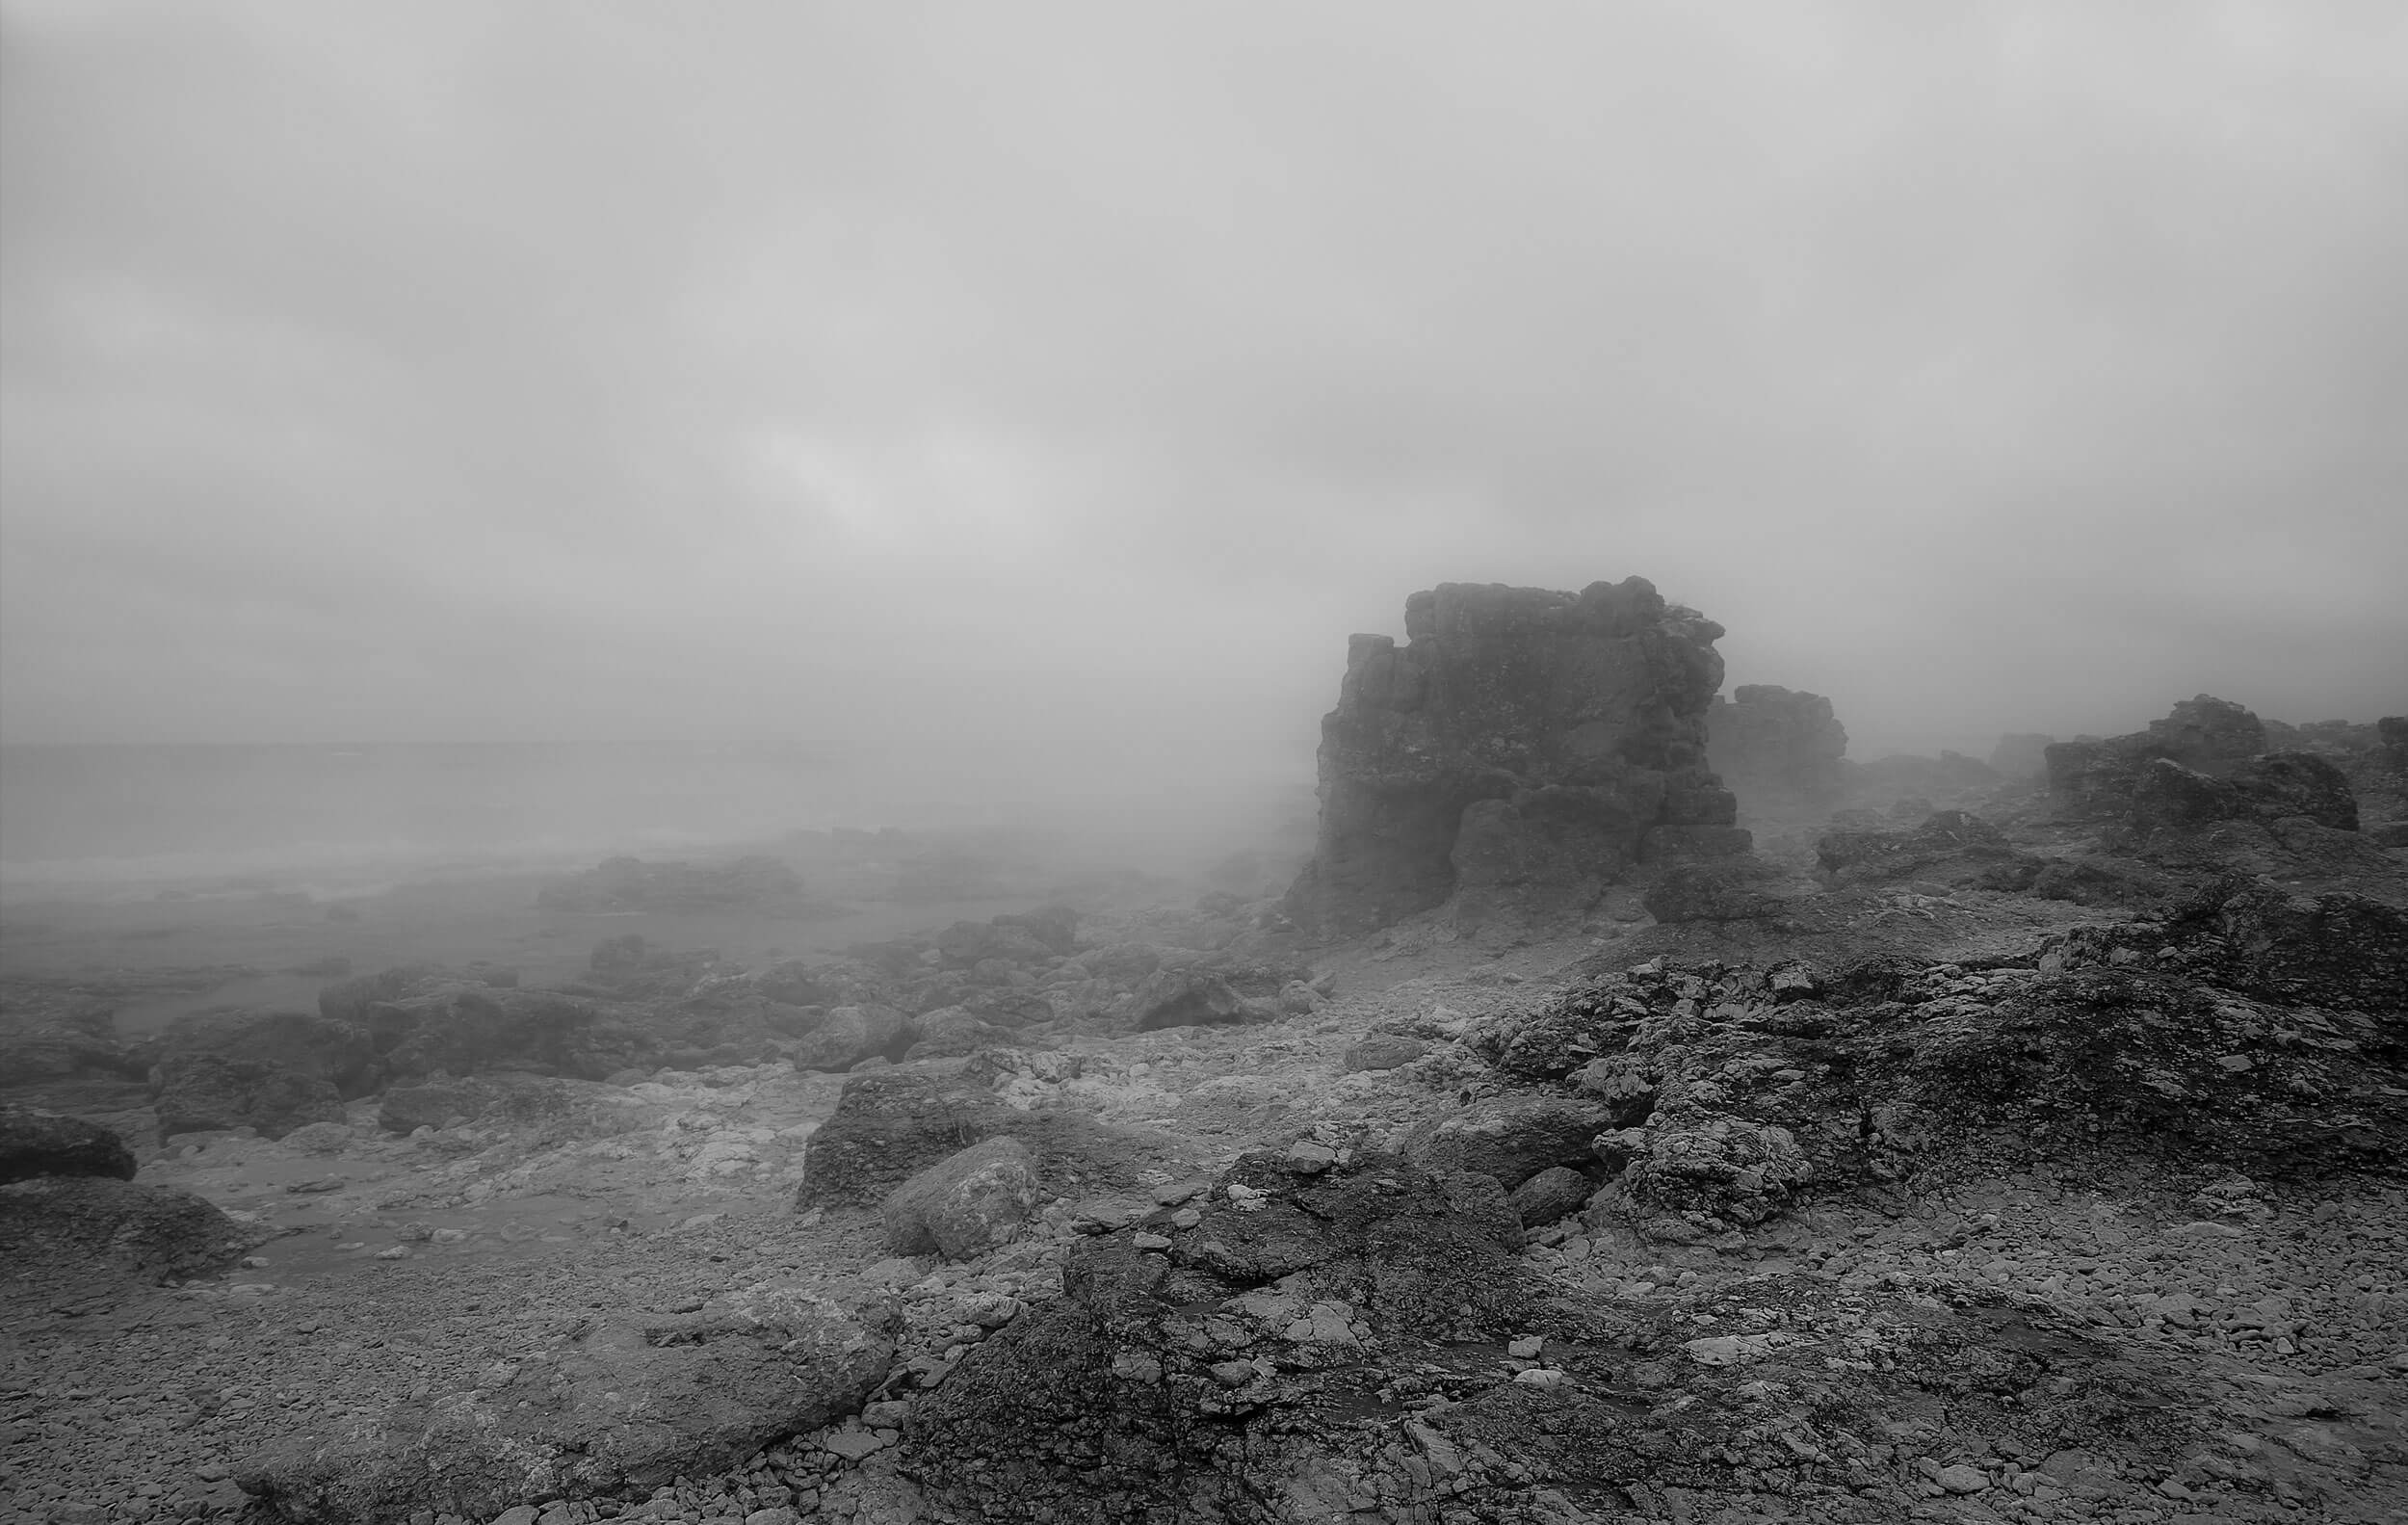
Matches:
[[1707, 684, 1849, 812], [1285, 579, 1736, 935]]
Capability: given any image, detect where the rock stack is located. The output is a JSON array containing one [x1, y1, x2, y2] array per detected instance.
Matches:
[[1284, 579, 1744, 935]]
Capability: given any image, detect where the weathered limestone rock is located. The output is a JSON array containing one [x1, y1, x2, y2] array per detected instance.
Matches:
[[0, 1106, 138, 1183], [1707, 684, 1848, 812], [2047, 694, 2286, 818], [1284, 579, 1732, 935], [882, 1135, 1042, 1258], [1394, 1094, 1614, 1191], [1505, 1164, 1594, 1227]]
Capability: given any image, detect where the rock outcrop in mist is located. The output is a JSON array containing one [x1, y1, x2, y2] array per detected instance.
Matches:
[[1283, 579, 1741, 936], [1706, 683, 1848, 812]]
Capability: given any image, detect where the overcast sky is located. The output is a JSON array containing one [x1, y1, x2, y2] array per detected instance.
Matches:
[[4, 1, 2404, 776]]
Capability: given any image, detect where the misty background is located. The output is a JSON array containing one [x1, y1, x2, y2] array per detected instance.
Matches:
[[4, 1, 2405, 889]]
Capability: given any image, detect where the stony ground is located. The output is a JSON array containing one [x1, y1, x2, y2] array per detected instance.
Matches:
[[5, 920, 2405, 1525]]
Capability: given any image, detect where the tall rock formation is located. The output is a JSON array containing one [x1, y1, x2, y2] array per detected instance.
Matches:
[[1283, 579, 1741, 935], [1706, 684, 1848, 813]]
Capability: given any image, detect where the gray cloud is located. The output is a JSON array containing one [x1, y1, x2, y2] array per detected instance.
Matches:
[[5, 0, 2404, 778]]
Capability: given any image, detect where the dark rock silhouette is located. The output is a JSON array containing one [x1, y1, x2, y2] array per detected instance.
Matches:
[[2049, 695, 2362, 838], [0, 1105, 138, 1183], [1285, 579, 1737, 935], [796, 1067, 1198, 1211], [1, 1174, 254, 1282], [2048, 693, 2273, 814], [153, 1053, 348, 1144], [1707, 683, 1849, 810]]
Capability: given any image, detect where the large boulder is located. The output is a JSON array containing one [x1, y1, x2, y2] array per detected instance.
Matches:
[[2047, 694, 2286, 819], [2130, 752, 2360, 835], [1393, 1093, 1613, 1191], [787, 1003, 910, 1071], [235, 1290, 893, 1524], [797, 1068, 1196, 1210], [369, 986, 653, 1083], [1131, 969, 1262, 1031], [153, 1010, 381, 1097], [153, 1054, 346, 1144], [0, 997, 141, 1087], [1706, 684, 1849, 812], [1813, 809, 2036, 889], [901, 1153, 1531, 1518], [0, 1106, 138, 1183], [881, 1135, 1043, 1258], [0, 1175, 254, 1282], [1283, 579, 1731, 935]]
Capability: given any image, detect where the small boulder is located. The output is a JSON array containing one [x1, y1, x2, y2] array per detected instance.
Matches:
[[1132, 969, 1256, 1030], [1342, 1034, 1428, 1071], [279, 1121, 354, 1155], [882, 1136, 1042, 1259], [1505, 1165, 1594, 1228]]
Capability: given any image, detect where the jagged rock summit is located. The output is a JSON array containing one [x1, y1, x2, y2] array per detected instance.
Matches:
[[1284, 578, 1742, 935]]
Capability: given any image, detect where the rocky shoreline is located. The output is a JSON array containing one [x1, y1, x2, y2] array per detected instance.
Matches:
[[5, 587, 2404, 1525]]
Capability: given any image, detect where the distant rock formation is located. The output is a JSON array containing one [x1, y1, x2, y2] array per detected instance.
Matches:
[[2047, 695, 2358, 833], [1284, 579, 1741, 935], [1987, 732, 2055, 780], [1706, 684, 1848, 812]]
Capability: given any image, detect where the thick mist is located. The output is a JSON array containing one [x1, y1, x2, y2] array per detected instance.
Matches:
[[4, 1, 2406, 858]]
